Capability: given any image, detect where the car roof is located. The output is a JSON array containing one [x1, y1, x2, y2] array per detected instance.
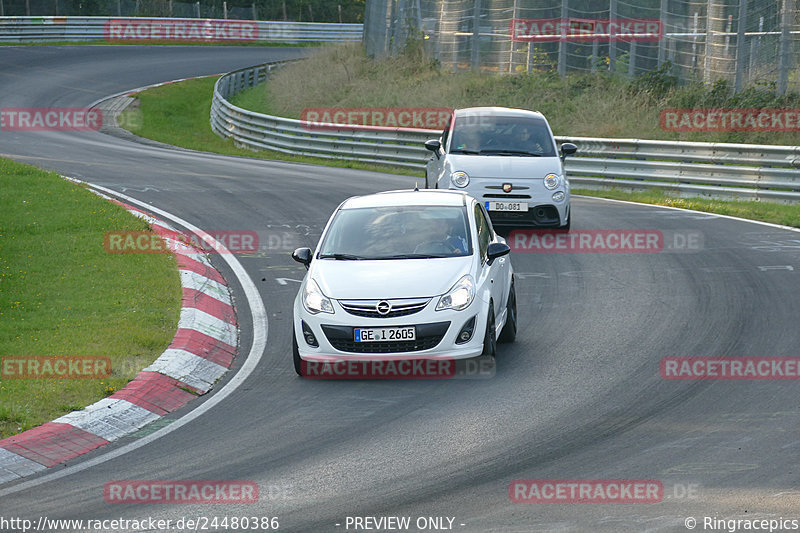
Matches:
[[341, 189, 471, 210], [453, 106, 546, 121]]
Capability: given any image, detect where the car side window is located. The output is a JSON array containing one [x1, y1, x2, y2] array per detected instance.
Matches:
[[474, 204, 491, 261], [441, 116, 452, 152]]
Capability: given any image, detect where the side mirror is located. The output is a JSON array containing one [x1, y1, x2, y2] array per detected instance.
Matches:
[[424, 139, 441, 159], [486, 242, 510, 265], [292, 247, 313, 269], [560, 142, 577, 162]]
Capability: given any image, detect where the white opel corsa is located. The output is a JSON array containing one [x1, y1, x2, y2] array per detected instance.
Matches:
[[291, 189, 516, 376]]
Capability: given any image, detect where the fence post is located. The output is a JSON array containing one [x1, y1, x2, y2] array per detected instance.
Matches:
[[591, 38, 599, 72], [169, 0, 172, 16], [252, 3, 256, 20], [25, 0, 30, 16], [470, 0, 481, 72], [508, 0, 517, 73], [195, 1, 200, 18], [135, 0, 139, 16], [223, 1, 227, 19], [657, 0, 667, 65], [629, 40, 636, 78], [527, 42, 533, 73], [557, 0, 567, 76], [749, 16, 762, 78], [776, 0, 793, 95], [733, 0, 747, 92], [117, 0, 121, 16], [608, 0, 616, 72]]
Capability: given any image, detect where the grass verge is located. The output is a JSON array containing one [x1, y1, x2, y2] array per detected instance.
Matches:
[[0, 159, 181, 438]]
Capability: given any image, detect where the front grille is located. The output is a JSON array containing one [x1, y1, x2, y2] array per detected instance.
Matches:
[[483, 194, 532, 199], [322, 322, 449, 354], [339, 298, 430, 318]]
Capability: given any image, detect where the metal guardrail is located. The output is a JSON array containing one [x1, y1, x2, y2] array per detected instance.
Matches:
[[0, 16, 362, 43], [212, 62, 800, 202]]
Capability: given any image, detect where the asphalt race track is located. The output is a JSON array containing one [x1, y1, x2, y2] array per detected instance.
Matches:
[[1, 46, 799, 532]]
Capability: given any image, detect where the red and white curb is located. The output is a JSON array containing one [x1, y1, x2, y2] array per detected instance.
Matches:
[[0, 198, 238, 484]]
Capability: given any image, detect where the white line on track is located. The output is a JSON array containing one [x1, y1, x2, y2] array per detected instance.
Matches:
[[0, 183, 269, 498]]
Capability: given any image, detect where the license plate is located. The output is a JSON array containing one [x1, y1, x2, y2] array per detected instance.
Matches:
[[354, 327, 416, 342], [485, 201, 528, 212]]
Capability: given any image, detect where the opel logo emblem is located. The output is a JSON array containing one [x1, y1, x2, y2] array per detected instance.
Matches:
[[502, 183, 512, 193], [376, 301, 392, 315]]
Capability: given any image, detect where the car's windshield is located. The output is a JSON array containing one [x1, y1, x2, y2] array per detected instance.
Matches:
[[318, 205, 473, 260], [448, 115, 556, 157]]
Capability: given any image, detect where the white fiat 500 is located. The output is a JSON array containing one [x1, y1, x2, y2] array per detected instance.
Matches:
[[291, 189, 516, 376], [424, 107, 577, 230]]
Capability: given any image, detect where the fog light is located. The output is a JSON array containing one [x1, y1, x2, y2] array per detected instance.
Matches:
[[456, 316, 477, 345], [552, 191, 565, 202], [301, 320, 318, 347]]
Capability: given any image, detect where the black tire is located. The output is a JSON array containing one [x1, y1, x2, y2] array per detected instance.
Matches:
[[292, 327, 304, 377], [498, 280, 517, 344], [482, 304, 497, 357]]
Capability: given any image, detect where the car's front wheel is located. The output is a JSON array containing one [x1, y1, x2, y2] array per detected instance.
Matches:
[[292, 327, 304, 377], [482, 304, 497, 357], [498, 280, 517, 344]]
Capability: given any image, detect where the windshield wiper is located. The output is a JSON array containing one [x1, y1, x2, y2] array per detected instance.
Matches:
[[318, 253, 366, 260], [449, 149, 480, 154], [478, 149, 542, 156]]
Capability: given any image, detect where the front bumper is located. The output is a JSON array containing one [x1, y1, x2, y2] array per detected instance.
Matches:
[[294, 296, 487, 361]]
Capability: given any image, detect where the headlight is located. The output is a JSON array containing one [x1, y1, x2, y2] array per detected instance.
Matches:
[[303, 278, 334, 314], [451, 171, 470, 188], [436, 274, 475, 311], [544, 173, 560, 190]]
